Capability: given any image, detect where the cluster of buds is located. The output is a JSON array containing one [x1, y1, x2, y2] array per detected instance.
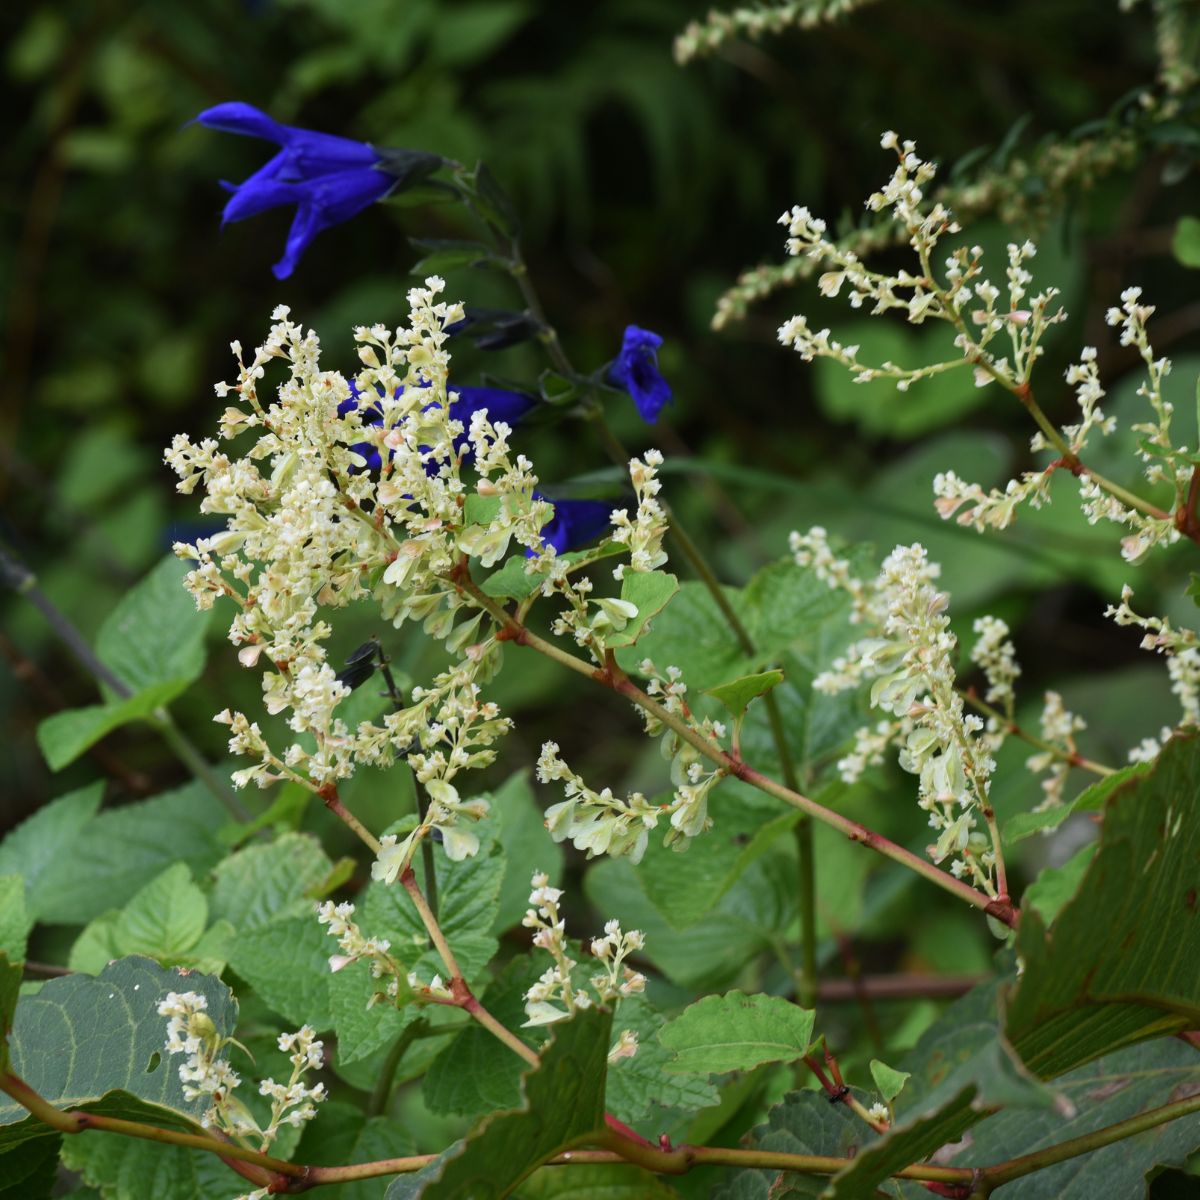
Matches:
[[610, 451, 669, 579], [157, 992, 325, 1148], [315, 901, 403, 1004], [521, 871, 644, 1059]]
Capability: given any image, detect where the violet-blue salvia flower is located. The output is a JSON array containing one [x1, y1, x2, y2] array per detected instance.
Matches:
[[195, 102, 434, 280], [530, 496, 613, 555], [608, 326, 672, 423]]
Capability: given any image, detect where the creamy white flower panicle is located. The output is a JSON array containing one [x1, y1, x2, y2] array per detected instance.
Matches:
[[166, 279, 551, 870], [157, 991, 325, 1148], [611, 450, 669, 579], [315, 900, 401, 1003], [521, 871, 645, 1032], [1025, 692, 1087, 810], [802, 536, 999, 890]]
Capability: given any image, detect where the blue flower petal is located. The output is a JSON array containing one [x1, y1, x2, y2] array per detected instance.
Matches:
[[530, 495, 613, 556], [608, 324, 673, 424]]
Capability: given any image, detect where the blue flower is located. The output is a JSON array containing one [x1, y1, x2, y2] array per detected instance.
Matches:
[[530, 495, 613, 556], [195, 102, 400, 280], [608, 325, 672, 423]]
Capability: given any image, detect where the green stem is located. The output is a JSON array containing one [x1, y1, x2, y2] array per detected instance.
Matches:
[[367, 1020, 426, 1117], [0, 543, 249, 820]]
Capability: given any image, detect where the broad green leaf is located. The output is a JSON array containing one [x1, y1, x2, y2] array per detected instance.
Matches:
[[1007, 735, 1200, 1077], [95, 555, 211, 699], [659, 991, 815, 1075], [605, 996, 719, 1124], [328, 959, 414, 1066], [34, 781, 227, 924], [294, 1104, 417, 1200], [516, 1165, 679, 1199], [0, 879, 31, 963], [68, 911, 123, 974], [388, 1007, 612, 1200], [814, 319, 981, 439], [1173, 215, 1200, 268], [604, 570, 679, 649], [110, 864, 207, 963], [0, 957, 237, 1146], [184, 920, 237, 975], [1024, 843, 1095, 926], [422, 956, 540, 1118], [0, 784, 103, 918], [463, 493, 503, 526], [1003, 761, 1150, 843], [36, 679, 192, 771], [209, 831, 333, 932], [408, 237, 496, 274], [60, 1133, 233, 1200], [868, 1059, 910, 1103], [481, 547, 622, 601], [710, 1091, 873, 1199], [947, 1037, 1200, 1198], [363, 835, 505, 985], [823, 1086, 977, 1198], [585, 854, 792, 992], [629, 789, 798, 931], [704, 670, 784, 719], [488, 772, 565, 933], [0, 1133, 58, 1200], [228, 913, 336, 1030]]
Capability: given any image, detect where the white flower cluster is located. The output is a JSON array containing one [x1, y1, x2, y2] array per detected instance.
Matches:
[[970, 616, 1020, 715], [166, 278, 552, 861], [157, 991, 325, 1148], [1105, 584, 1199, 655], [804, 538, 999, 889], [611, 450, 669, 579], [778, 135, 1065, 397], [1025, 692, 1087, 809], [315, 900, 401, 1002], [521, 872, 645, 1034], [789, 526, 870, 623]]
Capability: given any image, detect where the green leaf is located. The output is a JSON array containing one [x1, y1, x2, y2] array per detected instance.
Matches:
[[0, 880, 31, 964], [604, 996, 720, 1124], [1172, 216, 1200, 268], [328, 959, 414, 1066], [422, 956, 539, 1118], [389, 1007, 612, 1200], [209, 831, 333, 932], [868, 1059, 910, 1103], [294, 1105, 417, 1200], [228, 913, 336, 1030], [363, 835, 505, 986], [488, 773, 565, 934], [1024, 843, 1096, 926], [516, 1165, 679, 1199], [710, 1091, 873, 1199], [0, 1133, 59, 1200], [1003, 761, 1150, 843], [0, 953, 22, 1067], [408, 237, 497, 275], [36, 679, 192, 771], [603, 570, 679, 649], [481, 554, 541, 601], [823, 1086, 977, 1199], [34, 781, 227, 924], [60, 1133, 234, 1200], [0, 784, 103, 918], [704, 670, 784, 719], [108, 864, 207, 963], [659, 991, 815, 1075], [464, 493, 503, 526], [1007, 735, 1200, 1077], [0, 957, 237, 1146], [68, 911, 123, 974], [95, 555, 211, 698], [946, 1037, 1200, 1198]]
